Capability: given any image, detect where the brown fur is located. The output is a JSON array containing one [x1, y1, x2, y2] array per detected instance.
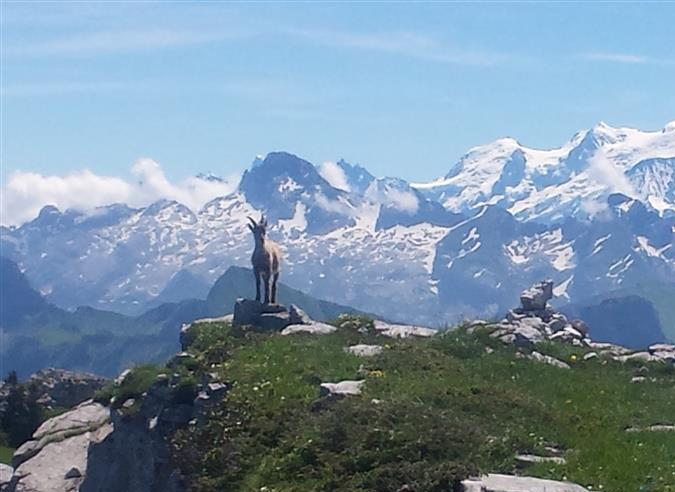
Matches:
[[248, 214, 282, 304]]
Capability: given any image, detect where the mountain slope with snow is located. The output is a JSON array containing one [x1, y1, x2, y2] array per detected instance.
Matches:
[[413, 121, 675, 222]]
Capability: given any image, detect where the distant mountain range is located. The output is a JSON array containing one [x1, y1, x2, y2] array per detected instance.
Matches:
[[2, 121, 674, 342], [0, 257, 365, 378]]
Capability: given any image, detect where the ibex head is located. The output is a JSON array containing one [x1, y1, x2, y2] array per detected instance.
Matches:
[[247, 214, 268, 243]]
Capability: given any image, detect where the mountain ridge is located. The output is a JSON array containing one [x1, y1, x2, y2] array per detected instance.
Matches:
[[2, 121, 674, 340]]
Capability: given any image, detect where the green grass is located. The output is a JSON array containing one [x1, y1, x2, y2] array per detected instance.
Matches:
[[0, 445, 14, 465], [94, 363, 164, 409], [171, 318, 675, 492]]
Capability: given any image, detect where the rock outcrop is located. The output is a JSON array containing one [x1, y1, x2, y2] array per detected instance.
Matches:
[[5, 366, 230, 492], [231, 298, 337, 334], [7, 401, 112, 492]]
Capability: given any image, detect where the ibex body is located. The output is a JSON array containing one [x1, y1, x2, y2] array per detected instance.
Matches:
[[247, 215, 282, 304]]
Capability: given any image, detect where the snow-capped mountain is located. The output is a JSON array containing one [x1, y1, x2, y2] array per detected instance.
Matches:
[[413, 121, 675, 222], [2, 121, 675, 341]]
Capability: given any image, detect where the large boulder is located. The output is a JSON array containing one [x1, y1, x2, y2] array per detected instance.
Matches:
[[7, 401, 112, 492], [232, 298, 294, 331], [232, 299, 333, 333]]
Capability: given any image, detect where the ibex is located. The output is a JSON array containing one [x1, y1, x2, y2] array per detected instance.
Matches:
[[247, 215, 282, 304]]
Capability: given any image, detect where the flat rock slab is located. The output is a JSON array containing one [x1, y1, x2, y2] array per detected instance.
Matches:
[[14, 400, 110, 469], [320, 380, 365, 397], [373, 320, 436, 338], [281, 322, 337, 335], [345, 344, 383, 357], [462, 474, 588, 492]]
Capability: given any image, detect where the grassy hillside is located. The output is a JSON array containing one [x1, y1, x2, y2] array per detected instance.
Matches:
[[171, 318, 675, 492]]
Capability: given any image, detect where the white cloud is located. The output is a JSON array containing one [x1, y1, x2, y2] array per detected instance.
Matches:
[[579, 52, 675, 66], [580, 52, 649, 64], [5, 28, 237, 57], [384, 188, 419, 214], [318, 161, 350, 192], [365, 182, 419, 215], [1, 159, 239, 226], [586, 152, 637, 197], [286, 28, 513, 67]]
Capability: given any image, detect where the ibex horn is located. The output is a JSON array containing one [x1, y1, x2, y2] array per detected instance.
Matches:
[[247, 216, 257, 227]]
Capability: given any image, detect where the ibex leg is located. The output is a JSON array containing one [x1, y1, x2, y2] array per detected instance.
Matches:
[[254, 271, 261, 302], [263, 273, 271, 304], [271, 273, 279, 304]]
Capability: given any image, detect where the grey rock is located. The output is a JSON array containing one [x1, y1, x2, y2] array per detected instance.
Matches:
[[179, 323, 195, 351], [9, 401, 112, 492], [281, 322, 337, 335], [373, 320, 437, 338], [65, 467, 82, 479], [528, 351, 570, 369], [461, 473, 588, 492], [616, 352, 657, 363], [626, 424, 675, 433], [520, 280, 553, 311], [258, 311, 292, 331], [515, 454, 566, 465], [319, 380, 365, 397], [583, 352, 598, 361], [345, 344, 383, 357], [233, 298, 265, 327], [570, 319, 589, 337], [114, 369, 132, 386], [0, 464, 12, 489], [289, 304, 311, 325], [14, 400, 110, 468], [206, 382, 228, 400]]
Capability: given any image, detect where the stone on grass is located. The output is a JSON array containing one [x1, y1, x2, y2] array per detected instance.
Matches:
[[462, 473, 589, 492], [281, 322, 337, 335], [319, 380, 365, 397], [345, 344, 383, 357], [373, 320, 437, 338], [528, 351, 570, 369], [515, 454, 566, 466]]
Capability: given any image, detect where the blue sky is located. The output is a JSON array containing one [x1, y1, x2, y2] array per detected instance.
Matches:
[[2, 2, 675, 193]]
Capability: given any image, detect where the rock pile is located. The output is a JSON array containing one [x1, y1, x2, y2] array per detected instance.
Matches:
[[471, 280, 675, 367], [477, 280, 590, 348]]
